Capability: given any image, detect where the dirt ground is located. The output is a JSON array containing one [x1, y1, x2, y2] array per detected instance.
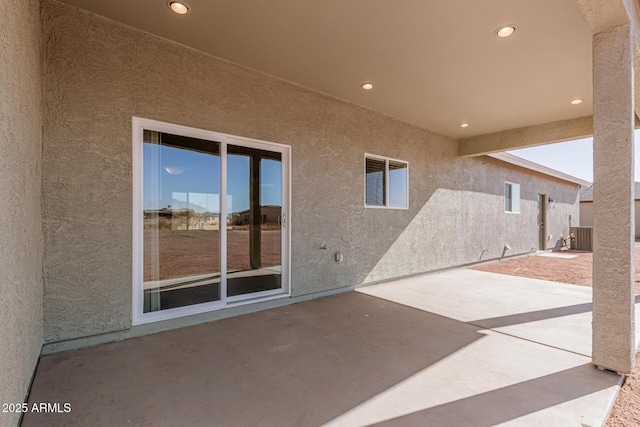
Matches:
[[472, 247, 640, 427], [143, 229, 281, 281]]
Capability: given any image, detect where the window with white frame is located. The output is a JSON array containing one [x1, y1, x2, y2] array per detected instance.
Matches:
[[365, 154, 408, 209], [504, 182, 520, 213]]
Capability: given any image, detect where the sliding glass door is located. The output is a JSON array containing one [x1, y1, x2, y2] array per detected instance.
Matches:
[[227, 144, 283, 299], [142, 130, 222, 312], [133, 119, 290, 324]]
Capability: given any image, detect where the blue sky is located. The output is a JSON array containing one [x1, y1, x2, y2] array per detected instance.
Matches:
[[508, 129, 640, 183]]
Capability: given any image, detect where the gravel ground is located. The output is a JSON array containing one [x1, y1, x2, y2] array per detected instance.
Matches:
[[472, 247, 640, 427]]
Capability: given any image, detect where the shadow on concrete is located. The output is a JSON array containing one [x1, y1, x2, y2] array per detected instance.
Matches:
[[472, 295, 640, 329], [23, 290, 620, 426], [23, 293, 484, 426], [368, 364, 611, 427], [471, 302, 593, 329]]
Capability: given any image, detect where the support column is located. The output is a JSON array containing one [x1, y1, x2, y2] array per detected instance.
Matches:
[[593, 23, 636, 373]]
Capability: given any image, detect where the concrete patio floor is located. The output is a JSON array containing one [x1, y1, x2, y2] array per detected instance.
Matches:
[[23, 269, 632, 426]]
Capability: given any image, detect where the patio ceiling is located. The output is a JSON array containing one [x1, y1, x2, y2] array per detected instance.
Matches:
[[56, 0, 593, 139]]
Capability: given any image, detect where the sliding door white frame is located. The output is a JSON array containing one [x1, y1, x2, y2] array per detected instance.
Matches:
[[132, 117, 291, 326]]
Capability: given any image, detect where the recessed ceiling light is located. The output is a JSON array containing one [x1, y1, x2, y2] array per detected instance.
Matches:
[[495, 25, 517, 38], [570, 99, 583, 105], [361, 83, 374, 90], [169, 2, 189, 14], [460, 123, 469, 128]]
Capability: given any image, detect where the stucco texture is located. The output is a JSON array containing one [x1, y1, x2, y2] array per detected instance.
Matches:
[[581, 200, 640, 239], [0, 0, 43, 425], [592, 23, 636, 373], [41, 0, 580, 343]]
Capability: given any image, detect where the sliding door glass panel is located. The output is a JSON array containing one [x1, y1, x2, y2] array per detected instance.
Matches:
[[227, 144, 282, 297], [143, 130, 221, 312]]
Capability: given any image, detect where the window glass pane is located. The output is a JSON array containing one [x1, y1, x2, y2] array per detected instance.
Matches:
[[388, 161, 408, 208], [227, 145, 282, 297], [366, 158, 385, 206], [512, 184, 520, 213], [143, 130, 221, 312], [505, 183, 512, 211]]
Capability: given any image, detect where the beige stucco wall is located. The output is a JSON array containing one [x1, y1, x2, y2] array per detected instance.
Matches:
[[580, 201, 594, 227], [0, 0, 43, 424], [581, 200, 640, 238], [41, 1, 580, 343]]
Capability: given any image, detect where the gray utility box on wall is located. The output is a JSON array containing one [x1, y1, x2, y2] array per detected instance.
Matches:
[[570, 226, 593, 251]]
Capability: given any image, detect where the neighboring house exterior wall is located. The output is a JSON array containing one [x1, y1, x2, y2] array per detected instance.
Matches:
[[580, 186, 640, 238], [580, 201, 594, 228], [41, 1, 581, 344], [231, 206, 282, 226], [635, 203, 639, 239], [580, 200, 640, 238], [0, 0, 43, 424]]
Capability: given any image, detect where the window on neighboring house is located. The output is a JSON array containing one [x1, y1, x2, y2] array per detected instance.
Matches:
[[365, 154, 409, 209], [505, 182, 520, 213]]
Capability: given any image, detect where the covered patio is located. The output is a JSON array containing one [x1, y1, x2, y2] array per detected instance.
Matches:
[[4, 0, 640, 426], [23, 269, 634, 426]]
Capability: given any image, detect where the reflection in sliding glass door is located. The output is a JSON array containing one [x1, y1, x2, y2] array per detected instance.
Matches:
[[143, 130, 222, 312], [227, 144, 282, 298], [135, 118, 290, 324]]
